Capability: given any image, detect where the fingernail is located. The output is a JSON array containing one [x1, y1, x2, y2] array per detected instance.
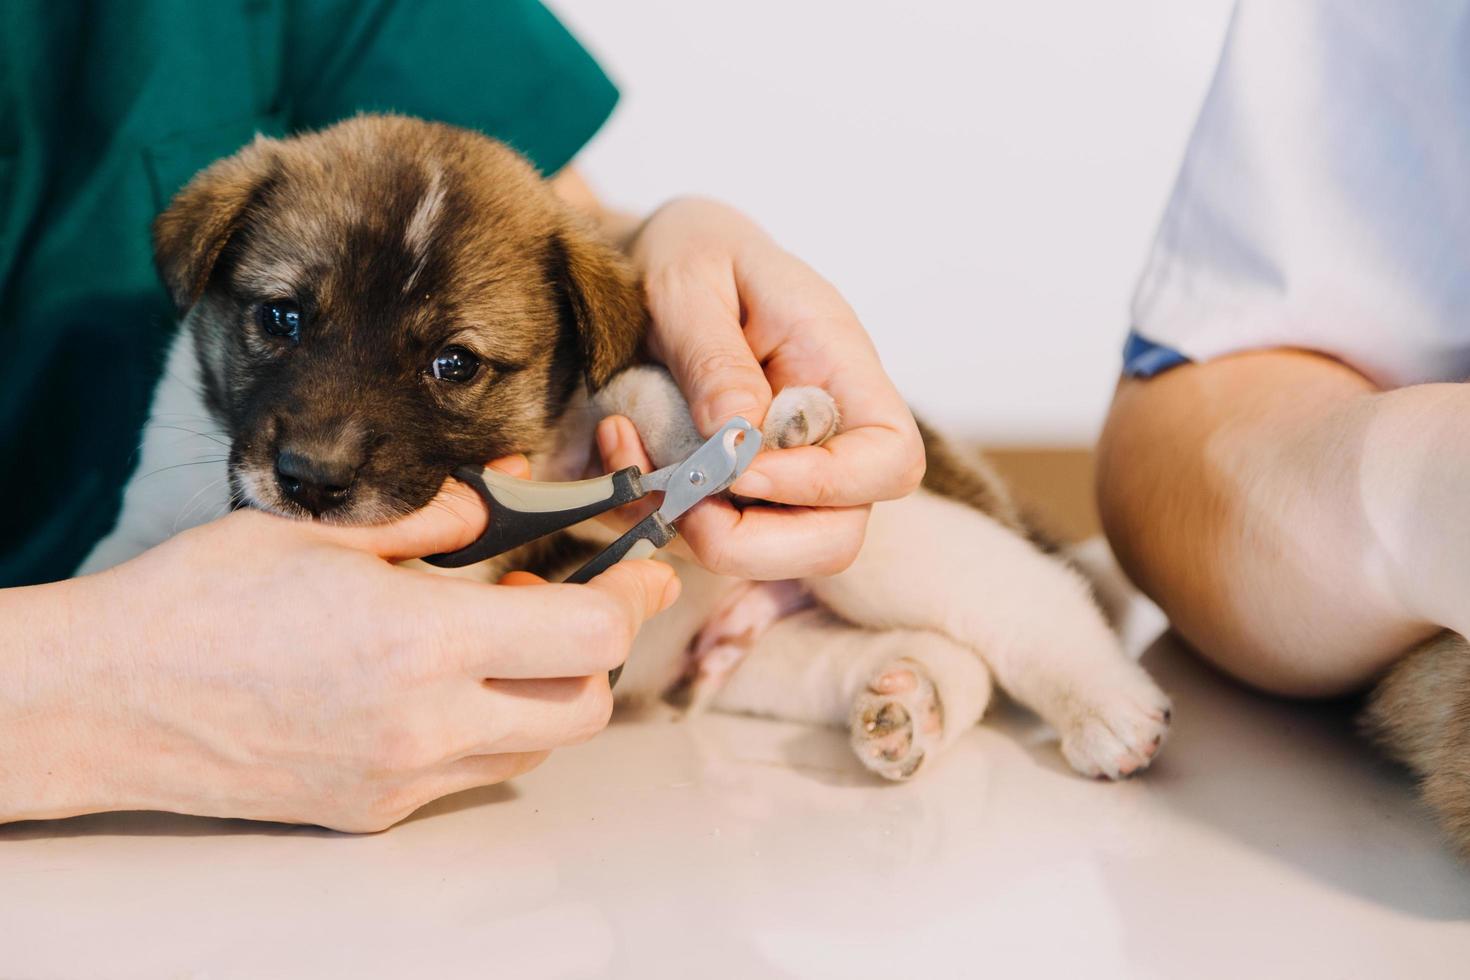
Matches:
[[707, 390, 761, 428], [731, 470, 772, 499], [660, 572, 683, 611]]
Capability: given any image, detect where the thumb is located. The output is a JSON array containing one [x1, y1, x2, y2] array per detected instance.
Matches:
[[499, 570, 547, 586], [648, 281, 771, 435], [582, 559, 682, 630], [312, 455, 531, 561]]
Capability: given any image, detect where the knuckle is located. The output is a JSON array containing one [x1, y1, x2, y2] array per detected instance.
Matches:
[[359, 789, 418, 833], [569, 681, 615, 744], [328, 813, 393, 834], [368, 720, 442, 772], [813, 545, 859, 577], [582, 590, 624, 637], [687, 346, 759, 388], [812, 516, 865, 576], [690, 534, 737, 577], [900, 430, 928, 493], [378, 635, 446, 686], [805, 471, 844, 508], [579, 594, 635, 669]]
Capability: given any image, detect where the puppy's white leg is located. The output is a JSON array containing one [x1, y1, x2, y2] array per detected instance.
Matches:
[[592, 366, 704, 468], [805, 490, 1172, 780], [712, 608, 994, 780]]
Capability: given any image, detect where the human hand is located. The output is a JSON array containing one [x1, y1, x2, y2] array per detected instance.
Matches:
[[6, 460, 678, 832], [625, 197, 924, 578]]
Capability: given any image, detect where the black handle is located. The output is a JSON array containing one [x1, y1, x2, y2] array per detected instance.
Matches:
[[563, 512, 677, 585], [565, 512, 679, 690], [423, 466, 646, 568]]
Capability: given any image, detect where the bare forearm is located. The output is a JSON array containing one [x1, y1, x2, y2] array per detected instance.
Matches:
[[1096, 350, 1438, 696], [0, 578, 114, 821]]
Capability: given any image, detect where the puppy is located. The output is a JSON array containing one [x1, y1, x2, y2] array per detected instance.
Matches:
[[82, 114, 1172, 782], [1361, 632, 1470, 857]]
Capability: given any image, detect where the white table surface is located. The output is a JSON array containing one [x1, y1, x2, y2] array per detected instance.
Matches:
[[5, 616, 1469, 979]]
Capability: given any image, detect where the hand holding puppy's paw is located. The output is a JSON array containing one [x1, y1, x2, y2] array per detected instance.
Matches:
[[763, 386, 840, 450], [850, 658, 943, 781]]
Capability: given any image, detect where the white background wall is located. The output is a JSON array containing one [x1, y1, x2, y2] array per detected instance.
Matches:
[[549, 1, 1235, 444]]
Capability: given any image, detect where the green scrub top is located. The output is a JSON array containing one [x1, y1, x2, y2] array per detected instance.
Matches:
[[0, 0, 618, 587]]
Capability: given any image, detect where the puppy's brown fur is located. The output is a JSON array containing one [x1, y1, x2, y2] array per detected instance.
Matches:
[[155, 115, 644, 524], [1361, 631, 1470, 857]]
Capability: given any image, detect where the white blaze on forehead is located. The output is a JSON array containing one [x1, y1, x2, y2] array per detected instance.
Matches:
[[403, 166, 446, 292]]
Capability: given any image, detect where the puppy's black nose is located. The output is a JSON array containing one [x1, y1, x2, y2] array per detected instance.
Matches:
[[275, 449, 360, 516]]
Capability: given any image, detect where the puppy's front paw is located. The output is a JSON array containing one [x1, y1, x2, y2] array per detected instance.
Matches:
[[850, 659, 943, 781], [763, 386, 839, 449], [1057, 677, 1172, 780]]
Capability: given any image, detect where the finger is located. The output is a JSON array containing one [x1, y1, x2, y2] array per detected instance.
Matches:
[[644, 263, 773, 435], [730, 422, 926, 508], [498, 570, 547, 586], [408, 559, 680, 677], [582, 557, 682, 632], [730, 255, 926, 505], [468, 674, 614, 753], [488, 455, 533, 479], [675, 497, 870, 578], [308, 455, 533, 561], [311, 477, 489, 561], [597, 415, 652, 473], [594, 416, 660, 530]]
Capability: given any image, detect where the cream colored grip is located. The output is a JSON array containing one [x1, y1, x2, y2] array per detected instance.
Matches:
[[480, 469, 623, 513]]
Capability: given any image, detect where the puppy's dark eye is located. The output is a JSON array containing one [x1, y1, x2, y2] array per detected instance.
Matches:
[[431, 345, 481, 383], [258, 300, 302, 341]]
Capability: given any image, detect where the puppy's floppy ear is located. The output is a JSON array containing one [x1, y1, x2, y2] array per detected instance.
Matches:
[[549, 223, 647, 389], [153, 136, 280, 313]]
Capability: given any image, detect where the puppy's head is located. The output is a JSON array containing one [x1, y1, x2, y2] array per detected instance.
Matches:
[[154, 114, 644, 523]]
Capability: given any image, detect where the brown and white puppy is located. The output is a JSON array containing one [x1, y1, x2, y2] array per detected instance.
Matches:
[[83, 114, 1172, 782]]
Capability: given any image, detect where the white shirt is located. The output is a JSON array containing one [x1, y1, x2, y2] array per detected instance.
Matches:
[[1128, 0, 1470, 387]]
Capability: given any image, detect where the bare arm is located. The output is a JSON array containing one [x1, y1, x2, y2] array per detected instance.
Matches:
[[1097, 349, 1468, 697], [0, 471, 677, 830]]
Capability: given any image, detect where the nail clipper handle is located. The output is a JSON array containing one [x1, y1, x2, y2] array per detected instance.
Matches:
[[423, 466, 646, 568], [563, 512, 677, 585]]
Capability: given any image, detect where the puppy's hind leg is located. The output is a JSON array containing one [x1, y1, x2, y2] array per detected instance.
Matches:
[[711, 608, 994, 780], [806, 490, 1172, 780]]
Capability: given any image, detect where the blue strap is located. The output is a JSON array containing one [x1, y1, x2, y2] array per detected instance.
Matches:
[[1122, 331, 1191, 378]]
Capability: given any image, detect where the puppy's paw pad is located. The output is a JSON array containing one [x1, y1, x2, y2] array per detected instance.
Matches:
[[1059, 687, 1172, 781], [850, 659, 942, 781], [764, 386, 839, 449]]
